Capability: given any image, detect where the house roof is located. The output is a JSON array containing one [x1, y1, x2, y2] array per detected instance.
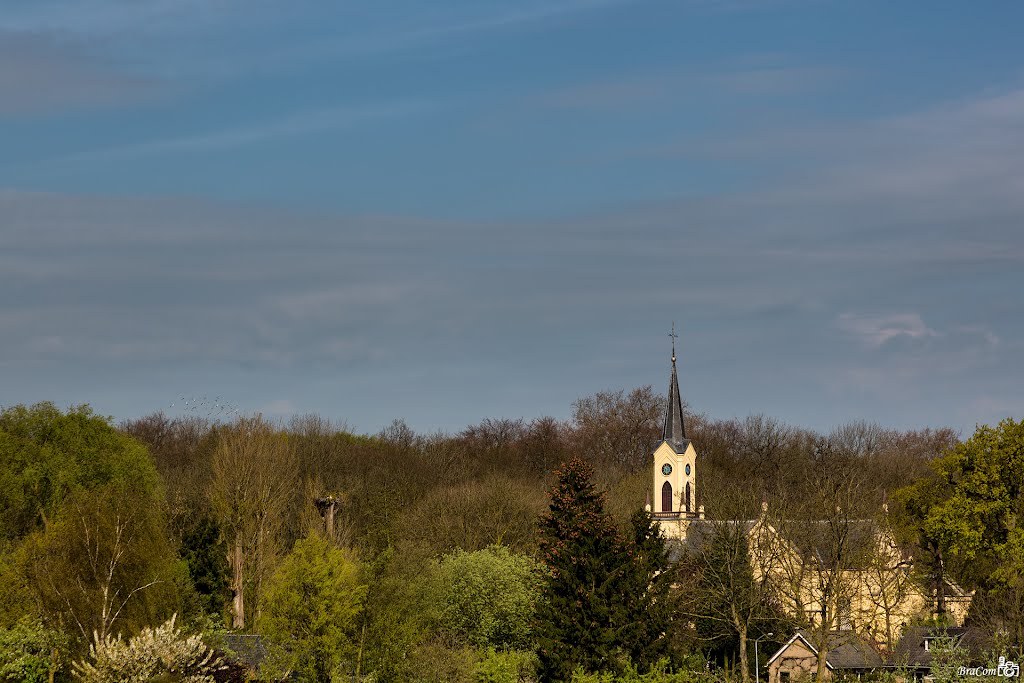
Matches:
[[221, 634, 268, 669], [766, 630, 883, 671], [889, 627, 991, 668]]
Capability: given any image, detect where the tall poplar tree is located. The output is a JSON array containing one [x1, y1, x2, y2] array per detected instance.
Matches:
[[536, 458, 625, 682]]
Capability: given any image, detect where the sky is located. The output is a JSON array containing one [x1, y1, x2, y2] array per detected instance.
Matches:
[[1, 0, 1023, 437]]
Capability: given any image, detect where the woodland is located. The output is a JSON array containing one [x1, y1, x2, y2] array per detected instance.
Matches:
[[0, 387, 1021, 683]]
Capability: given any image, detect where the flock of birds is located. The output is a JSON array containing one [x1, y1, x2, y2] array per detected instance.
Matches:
[[168, 395, 242, 419]]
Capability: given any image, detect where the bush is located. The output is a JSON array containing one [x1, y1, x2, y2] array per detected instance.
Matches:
[[569, 659, 706, 683], [476, 648, 539, 683], [72, 614, 222, 683], [257, 534, 366, 683], [0, 617, 66, 683], [436, 546, 545, 651]]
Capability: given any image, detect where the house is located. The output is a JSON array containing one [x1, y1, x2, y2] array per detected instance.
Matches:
[[766, 630, 883, 683]]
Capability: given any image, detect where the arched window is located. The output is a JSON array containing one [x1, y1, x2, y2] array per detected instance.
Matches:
[[685, 481, 691, 512], [661, 481, 672, 512]]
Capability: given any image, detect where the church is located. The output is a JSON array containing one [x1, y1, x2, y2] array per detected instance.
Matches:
[[643, 336, 972, 648]]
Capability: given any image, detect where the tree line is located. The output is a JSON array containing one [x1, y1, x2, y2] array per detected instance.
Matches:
[[0, 389, 1020, 682]]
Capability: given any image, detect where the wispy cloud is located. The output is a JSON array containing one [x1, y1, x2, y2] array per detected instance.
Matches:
[[836, 313, 939, 348], [33, 100, 430, 163], [0, 31, 158, 114], [538, 63, 844, 110], [391, 0, 635, 43], [663, 85, 1024, 209], [0, 0, 243, 35], [1, 0, 638, 86]]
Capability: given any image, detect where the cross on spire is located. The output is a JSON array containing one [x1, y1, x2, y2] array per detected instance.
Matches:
[[669, 322, 678, 363]]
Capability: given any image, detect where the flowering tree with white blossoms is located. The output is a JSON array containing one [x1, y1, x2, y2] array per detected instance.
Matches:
[[72, 614, 222, 683]]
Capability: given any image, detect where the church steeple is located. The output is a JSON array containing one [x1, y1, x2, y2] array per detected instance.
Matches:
[[663, 323, 686, 449], [651, 324, 700, 530]]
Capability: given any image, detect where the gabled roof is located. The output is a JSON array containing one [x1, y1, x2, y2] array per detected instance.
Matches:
[[766, 630, 883, 671], [889, 627, 991, 668]]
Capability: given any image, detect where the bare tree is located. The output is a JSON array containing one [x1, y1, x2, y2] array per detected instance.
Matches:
[[682, 514, 782, 683], [760, 444, 876, 681], [572, 385, 664, 471], [209, 417, 298, 629], [858, 507, 915, 651]]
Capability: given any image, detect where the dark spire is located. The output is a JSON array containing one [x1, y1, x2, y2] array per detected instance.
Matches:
[[663, 323, 686, 447]]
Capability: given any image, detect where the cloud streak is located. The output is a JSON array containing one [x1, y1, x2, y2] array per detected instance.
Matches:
[[35, 100, 431, 163], [837, 313, 939, 348], [539, 63, 845, 110], [0, 31, 158, 115], [2, 76, 1023, 433]]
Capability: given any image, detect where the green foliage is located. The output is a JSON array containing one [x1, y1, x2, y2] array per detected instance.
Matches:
[[403, 476, 547, 556], [17, 483, 183, 648], [355, 547, 441, 683], [404, 643, 479, 683], [568, 659, 706, 683], [180, 516, 230, 618], [0, 617, 66, 683], [0, 393, 982, 683], [0, 403, 159, 544], [72, 614, 222, 683], [536, 458, 628, 682], [476, 648, 539, 683], [257, 534, 367, 683], [617, 511, 677, 670], [0, 551, 33, 628], [436, 546, 545, 651], [928, 419, 1024, 569], [898, 419, 1024, 638]]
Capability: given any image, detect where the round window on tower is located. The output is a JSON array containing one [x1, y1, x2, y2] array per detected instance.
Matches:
[[661, 463, 672, 476], [685, 464, 691, 476]]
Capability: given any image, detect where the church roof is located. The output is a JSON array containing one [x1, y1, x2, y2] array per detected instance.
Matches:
[[787, 520, 880, 569], [664, 519, 757, 561], [664, 517, 884, 570], [662, 335, 687, 451]]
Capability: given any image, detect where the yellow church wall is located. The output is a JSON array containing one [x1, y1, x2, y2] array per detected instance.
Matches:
[[747, 519, 964, 649], [651, 441, 697, 517]]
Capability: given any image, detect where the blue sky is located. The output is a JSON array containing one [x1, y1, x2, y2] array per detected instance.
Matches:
[[2, 0, 1022, 436]]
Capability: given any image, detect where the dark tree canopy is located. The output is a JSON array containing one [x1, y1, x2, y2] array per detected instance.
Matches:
[[537, 457, 626, 682], [617, 509, 678, 670]]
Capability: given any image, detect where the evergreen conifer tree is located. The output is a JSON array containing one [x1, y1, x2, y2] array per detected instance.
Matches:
[[536, 458, 626, 682], [618, 509, 676, 671]]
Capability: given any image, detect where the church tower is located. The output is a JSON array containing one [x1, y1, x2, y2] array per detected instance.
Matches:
[[649, 325, 702, 540]]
